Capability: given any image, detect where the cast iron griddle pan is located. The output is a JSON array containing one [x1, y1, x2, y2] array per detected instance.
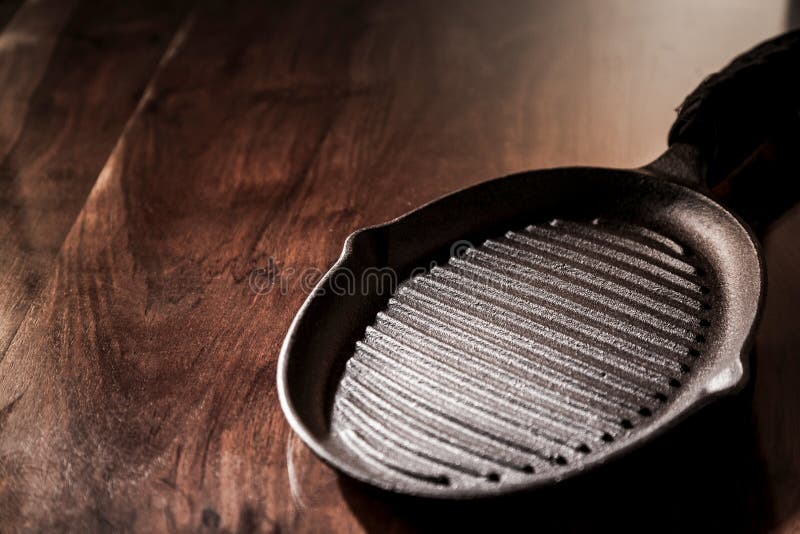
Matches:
[[278, 31, 800, 498]]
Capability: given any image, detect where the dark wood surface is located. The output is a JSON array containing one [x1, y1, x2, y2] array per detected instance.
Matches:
[[0, 0, 798, 531]]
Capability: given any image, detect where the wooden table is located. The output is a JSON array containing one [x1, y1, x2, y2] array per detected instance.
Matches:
[[0, 0, 798, 531]]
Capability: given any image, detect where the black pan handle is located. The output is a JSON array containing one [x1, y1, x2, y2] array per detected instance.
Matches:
[[649, 29, 800, 229]]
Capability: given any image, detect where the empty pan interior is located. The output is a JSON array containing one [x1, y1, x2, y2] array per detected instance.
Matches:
[[278, 167, 764, 498]]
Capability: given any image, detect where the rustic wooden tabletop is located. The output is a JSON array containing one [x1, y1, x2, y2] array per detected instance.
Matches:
[[0, 0, 798, 531]]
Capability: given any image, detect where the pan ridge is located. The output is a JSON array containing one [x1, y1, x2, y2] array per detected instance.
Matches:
[[330, 217, 713, 492]]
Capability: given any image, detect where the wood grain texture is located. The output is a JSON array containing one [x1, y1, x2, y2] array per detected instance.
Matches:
[[0, 0, 797, 532], [0, 0, 24, 34], [0, 0, 192, 359]]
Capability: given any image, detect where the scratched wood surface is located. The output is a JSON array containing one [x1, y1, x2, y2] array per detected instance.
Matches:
[[0, 0, 798, 532]]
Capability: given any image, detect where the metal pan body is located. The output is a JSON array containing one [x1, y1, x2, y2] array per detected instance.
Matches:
[[278, 165, 764, 498]]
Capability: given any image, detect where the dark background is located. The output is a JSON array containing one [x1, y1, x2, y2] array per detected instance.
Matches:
[[0, 0, 798, 531]]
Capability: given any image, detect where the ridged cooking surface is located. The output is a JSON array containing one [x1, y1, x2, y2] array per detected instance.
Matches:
[[331, 219, 713, 491]]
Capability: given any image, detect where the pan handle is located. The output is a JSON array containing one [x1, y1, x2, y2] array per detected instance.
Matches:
[[647, 29, 800, 230]]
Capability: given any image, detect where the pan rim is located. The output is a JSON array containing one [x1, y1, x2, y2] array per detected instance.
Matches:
[[276, 164, 766, 499]]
